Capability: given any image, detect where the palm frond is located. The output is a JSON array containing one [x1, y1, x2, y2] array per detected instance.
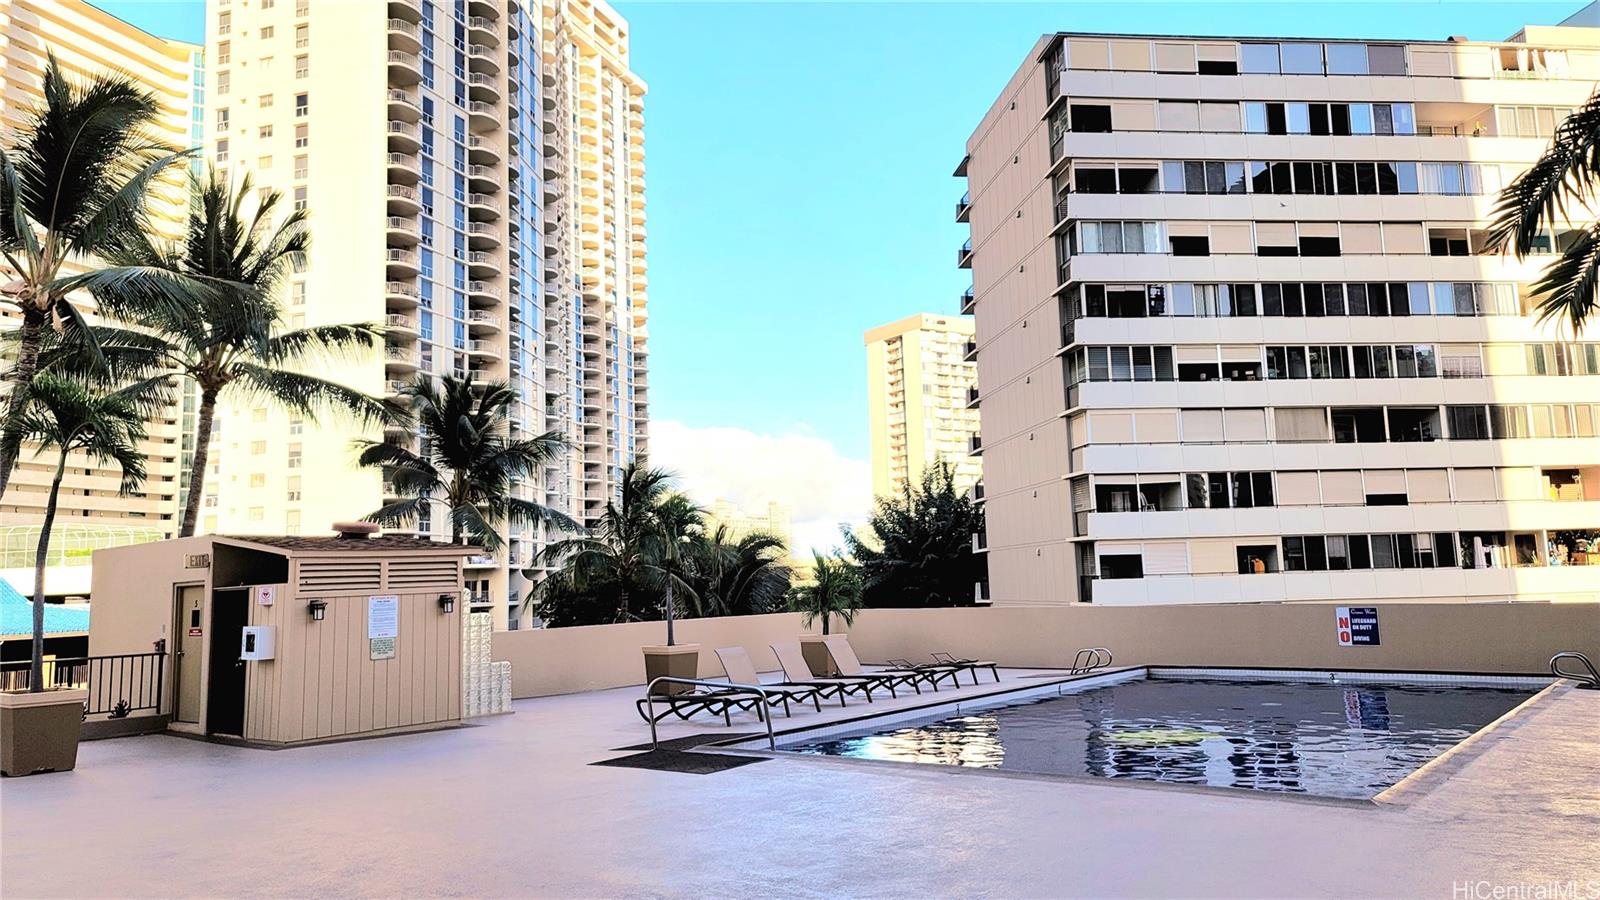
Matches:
[[1528, 220, 1600, 330]]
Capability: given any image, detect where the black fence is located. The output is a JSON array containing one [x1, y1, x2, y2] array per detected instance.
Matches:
[[0, 651, 166, 717]]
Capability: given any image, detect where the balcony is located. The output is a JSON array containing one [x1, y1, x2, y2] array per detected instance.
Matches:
[[386, 119, 420, 152], [466, 15, 497, 46], [466, 222, 500, 249], [385, 313, 419, 337], [387, 89, 420, 121], [385, 215, 420, 245], [965, 386, 980, 408], [388, 0, 421, 22], [467, 310, 502, 333], [958, 238, 973, 269], [385, 152, 419, 184], [467, 72, 500, 103], [386, 184, 420, 215], [467, 101, 499, 133], [386, 17, 421, 53], [385, 280, 419, 308], [467, 43, 499, 75], [963, 340, 977, 362], [387, 50, 421, 85], [466, 193, 500, 220], [466, 164, 498, 191], [384, 379, 409, 398], [466, 251, 500, 277], [969, 434, 983, 456], [466, 135, 500, 164], [971, 481, 985, 503], [384, 247, 419, 277], [956, 191, 970, 222], [384, 346, 421, 372], [465, 280, 501, 303], [467, 340, 501, 360], [972, 532, 988, 553], [959, 286, 975, 314], [466, 0, 497, 18]]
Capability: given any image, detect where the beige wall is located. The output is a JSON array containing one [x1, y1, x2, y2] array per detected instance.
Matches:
[[494, 602, 1599, 699], [491, 612, 814, 697]]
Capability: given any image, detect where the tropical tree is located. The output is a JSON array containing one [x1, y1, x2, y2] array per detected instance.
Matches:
[[2, 373, 165, 691], [0, 54, 200, 498], [39, 173, 394, 535], [691, 525, 792, 618], [843, 464, 986, 608], [358, 375, 574, 550], [534, 461, 679, 627], [789, 551, 863, 636], [1487, 88, 1600, 331]]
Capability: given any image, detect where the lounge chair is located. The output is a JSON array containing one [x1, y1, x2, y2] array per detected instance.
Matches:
[[635, 685, 768, 726], [714, 646, 838, 712], [930, 651, 1000, 684], [771, 641, 885, 702], [885, 656, 969, 688], [824, 635, 954, 693]]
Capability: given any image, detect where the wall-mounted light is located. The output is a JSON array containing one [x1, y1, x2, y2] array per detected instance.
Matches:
[[307, 599, 327, 622], [438, 593, 456, 614]]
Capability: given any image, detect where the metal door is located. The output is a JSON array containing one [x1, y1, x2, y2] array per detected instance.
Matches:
[[173, 584, 205, 723]]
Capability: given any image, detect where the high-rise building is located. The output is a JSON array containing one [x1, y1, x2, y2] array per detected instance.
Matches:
[[0, 0, 201, 596], [199, 0, 646, 629], [959, 18, 1600, 607], [706, 498, 793, 552], [865, 313, 981, 499]]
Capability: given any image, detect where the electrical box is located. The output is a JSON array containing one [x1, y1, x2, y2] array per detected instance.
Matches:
[[240, 626, 276, 661]]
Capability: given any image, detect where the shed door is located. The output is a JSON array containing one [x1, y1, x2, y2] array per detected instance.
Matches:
[[173, 584, 205, 723]]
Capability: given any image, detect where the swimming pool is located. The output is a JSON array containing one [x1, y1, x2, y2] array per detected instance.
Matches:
[[778, 671, 1544, 800]]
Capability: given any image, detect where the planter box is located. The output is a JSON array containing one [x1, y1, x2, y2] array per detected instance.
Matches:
[[1, 688, 87, 777], [642, 644, 700, 696], [799, 634, 837, 676]]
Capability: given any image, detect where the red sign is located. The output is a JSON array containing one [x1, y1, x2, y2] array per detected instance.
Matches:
[[188, 628, 203, 637]]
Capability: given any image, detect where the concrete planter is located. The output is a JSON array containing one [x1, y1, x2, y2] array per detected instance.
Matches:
[[799, 634, 837, 676], [1, 688, 86, 777], [641, 644, 700, 695]]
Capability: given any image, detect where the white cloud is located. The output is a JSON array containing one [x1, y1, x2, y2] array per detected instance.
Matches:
[[648, 420, 870, 557]]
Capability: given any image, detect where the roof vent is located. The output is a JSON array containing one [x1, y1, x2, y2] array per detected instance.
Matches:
[[332, 521, 380, 540]]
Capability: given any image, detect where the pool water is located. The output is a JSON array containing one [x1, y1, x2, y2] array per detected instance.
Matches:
[[781, 677, 1536, 799]]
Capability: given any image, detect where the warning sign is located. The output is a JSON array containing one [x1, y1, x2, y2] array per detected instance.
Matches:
[[1336, 606, 1380, 647]]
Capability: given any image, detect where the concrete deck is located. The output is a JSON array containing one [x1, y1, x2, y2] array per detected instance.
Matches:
[[2, 670, 1597, 898]]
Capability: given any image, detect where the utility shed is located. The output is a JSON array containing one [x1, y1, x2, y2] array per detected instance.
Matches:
[[90, 527, 475, 746]]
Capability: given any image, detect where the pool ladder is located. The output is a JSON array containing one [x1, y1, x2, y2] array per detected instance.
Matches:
[[1071, 647, 1113, 675], [1549, 651, 1600, 689]]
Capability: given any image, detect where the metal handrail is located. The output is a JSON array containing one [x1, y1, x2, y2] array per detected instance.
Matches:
[[1550, 651, 1600, 688], [644, 676, 776, 751], [1070, 647, 1113, 675]]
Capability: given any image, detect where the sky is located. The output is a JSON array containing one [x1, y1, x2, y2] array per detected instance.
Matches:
[[95, 0, 1589, 552]]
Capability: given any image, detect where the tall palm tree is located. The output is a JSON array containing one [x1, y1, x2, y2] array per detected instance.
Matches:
[[790, 551, 863, 636], [536, 461, 678, 625], [1487, 89, 1600, 331], [0, 54, 200, 498], [2, 373, 164, 691], [38, 173, 395, 536], [692, 525, 792, 618], [359, 375, 575, 550]]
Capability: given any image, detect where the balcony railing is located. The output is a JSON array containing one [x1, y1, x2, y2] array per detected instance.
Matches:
[[956, 191, 971, 221], [0, 652, 166, 716], [959, 287, 975, 314], [958, 238, 973, 267]]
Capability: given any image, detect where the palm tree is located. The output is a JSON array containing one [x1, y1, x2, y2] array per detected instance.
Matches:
[[359, 375, 575, 551], [2, 373, 164, 691], [1487, 89, 1600, 331], [790, 552, 863, 636], [844, 464, 986, 608], [535, 461, 678, 625], [692, 525, 792, 618], [40, 173, 395, 535], [0, 54, 200, 498]]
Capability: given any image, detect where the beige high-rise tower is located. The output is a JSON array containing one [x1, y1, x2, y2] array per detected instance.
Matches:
[[199, 0, 646, 629], [0, 0, 202, 596], [960, 17, 1599, 607], [865, 313, 981, 499]]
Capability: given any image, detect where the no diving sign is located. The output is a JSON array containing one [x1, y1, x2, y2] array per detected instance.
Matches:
[[1336, 607, 1380, 647]]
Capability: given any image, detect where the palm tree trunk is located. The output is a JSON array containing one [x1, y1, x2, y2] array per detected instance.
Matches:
[[30, 447, 69, 693], [0, 308, 48, 501], [665, 579, 675, 646], [822, 612, 830, 636], [179, 386, 219, 537]]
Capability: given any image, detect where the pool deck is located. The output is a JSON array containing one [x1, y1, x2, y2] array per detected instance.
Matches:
[[2, 668, 1597, 898]]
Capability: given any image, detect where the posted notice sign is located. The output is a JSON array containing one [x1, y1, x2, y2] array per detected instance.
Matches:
[[1336, 606, 1380, 647], [368, 595, 399, 660]]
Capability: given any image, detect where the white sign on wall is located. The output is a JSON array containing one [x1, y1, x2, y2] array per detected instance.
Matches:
[[368, 595, 399, 661], [254, 585, 276, 606]]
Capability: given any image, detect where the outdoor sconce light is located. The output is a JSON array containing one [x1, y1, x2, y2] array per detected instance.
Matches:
[[438, 593, 456, 614], [307, 599, 328, 622]]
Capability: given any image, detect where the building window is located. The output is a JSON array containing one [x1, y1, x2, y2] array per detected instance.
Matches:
[[217, 71, 230, 95], [294, 155, 307, 178], [296, 0, 309, 15], [294, 124, 309, 147], [258, 125, 272, 138], [216, 107, 229, 129], [295, 24, 309, 48], [249, 474, 266, 487], [258, 93, 273, 108], [217, 41, 231, 64], [215, 139, 229, 163], [260, 26, 274, 39], [258, 155, 272, 170], [251, 440, 267, 454], [291, 281, 306, 305], [295, 93, 308, 117], [295, 54, 308, 78], [293, 186, 307, 211], [287, 444, 302, 468], [218, 12, 231, 34]]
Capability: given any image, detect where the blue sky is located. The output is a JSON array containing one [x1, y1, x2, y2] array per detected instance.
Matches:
[[93, 0, 1588, 548]]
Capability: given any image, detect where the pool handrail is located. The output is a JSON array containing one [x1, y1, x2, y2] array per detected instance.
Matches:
[[1549, 651, 1600, 689], [1071, 647, 1113, 675], [644, 676, 777, 750]]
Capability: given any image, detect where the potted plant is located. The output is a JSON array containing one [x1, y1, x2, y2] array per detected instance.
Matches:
[[2, 376, 155, 776], [640, 494, 703, 695], [792, 552, 863, 677]]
